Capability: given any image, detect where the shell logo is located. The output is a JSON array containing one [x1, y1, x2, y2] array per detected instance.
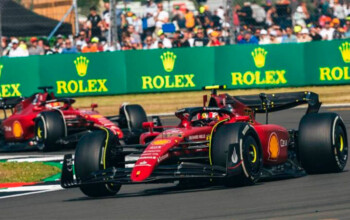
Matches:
[[152, 139, 171, 145], [268, 133, 279, 160], [12, 121, 23, 138]]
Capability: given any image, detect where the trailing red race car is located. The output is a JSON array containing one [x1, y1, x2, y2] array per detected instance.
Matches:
[[61, 85, 348, 197], [0, 86, 149, 152]]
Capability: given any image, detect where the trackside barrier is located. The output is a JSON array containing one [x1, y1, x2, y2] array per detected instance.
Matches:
[[0, 39, 349, 97]]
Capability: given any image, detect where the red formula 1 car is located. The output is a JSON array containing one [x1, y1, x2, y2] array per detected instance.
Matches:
[[0, 86, 149, 152], [61, 86, 348, 197]]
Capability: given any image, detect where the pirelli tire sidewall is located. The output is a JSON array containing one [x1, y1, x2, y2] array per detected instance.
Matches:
[[75, 129, 122, 197], [211, 123, 263, 185], [298, 112, 348, 174], [35, 110, 66, 151]]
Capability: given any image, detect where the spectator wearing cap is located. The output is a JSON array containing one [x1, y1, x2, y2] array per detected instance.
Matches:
[[82, 38, 99, 53], [62, 39, 78, 54], [207, 31, 222, 47], [87, 6, 102, 38], [28, 37, 44, 55], [8, 39, 28, 57], [259, 29, 271, 44], [238, 31, 259, 44], [320, 21, 335, 40], [156, 30, 172, 48], [269, 30, 281, 44], [282, 27, 298, 43], [297, 28, 312, 43]]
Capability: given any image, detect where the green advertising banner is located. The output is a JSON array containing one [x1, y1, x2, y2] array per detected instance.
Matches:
[[304, 39, 350, 86], [0, 39, 350, 98], [124, 47, 215, 93], [39, 52, 127, 97], [0, 56, 40, 97], [215, 43, 305, 89]]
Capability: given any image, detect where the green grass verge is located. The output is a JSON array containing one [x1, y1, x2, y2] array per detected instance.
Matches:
[[0, 162, 61, 183]]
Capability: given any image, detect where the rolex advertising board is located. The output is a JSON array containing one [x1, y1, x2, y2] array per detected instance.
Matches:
[[124, 47, 215, 93], [39, 52, 127, 96], [0, 40, 349, 98], [214, 43, 305, 89], [0, 56, 40, 97], [305, 40, 350, 85]]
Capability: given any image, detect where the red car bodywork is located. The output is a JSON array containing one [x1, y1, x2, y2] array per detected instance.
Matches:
[[1, 90, 122, 149]]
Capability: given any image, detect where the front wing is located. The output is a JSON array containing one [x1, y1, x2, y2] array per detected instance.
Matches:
[[61, 154, 227, 188]]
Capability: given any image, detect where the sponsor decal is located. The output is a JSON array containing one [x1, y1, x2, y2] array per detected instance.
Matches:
[[188, 134, 207, 141], [141, 51, 196, 90], [320, 42, 350, 81], [12, 121, 23, 138], [280, 139, 288, 147], [0, 63, 22, 97], [56, 56, 108, 95], [158, 153, 169, 163], [135, 160, 152, 167], [152, 139, 171, 145], [268, 132, 280, 160], [231, 47, 287, 86], [231, 148, 238, 163]]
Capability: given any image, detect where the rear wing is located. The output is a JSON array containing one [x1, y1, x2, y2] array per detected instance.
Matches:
[[233, 91, 321, 114]]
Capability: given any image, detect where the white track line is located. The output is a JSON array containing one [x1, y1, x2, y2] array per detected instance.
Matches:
[[0, 187, 63, 199], [7, 156, 63, 163]]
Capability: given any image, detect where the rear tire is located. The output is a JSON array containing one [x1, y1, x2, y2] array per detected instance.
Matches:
[[211, 123, 263, 186], [35, 110, 66, 151], [119, 104, 147, 144], [75, 129, 123, 197], [298, 113, 348, 174]]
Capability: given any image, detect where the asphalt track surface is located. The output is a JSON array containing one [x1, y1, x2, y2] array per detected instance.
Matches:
[[2, 107, 350, 220]]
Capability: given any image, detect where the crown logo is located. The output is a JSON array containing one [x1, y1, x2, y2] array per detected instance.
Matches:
[[160, 51, 176, 72], [74, 56, 89, 77], [251, 47, 268, 68], [339, 42, 350, 63], [0, 64, 3, 79]]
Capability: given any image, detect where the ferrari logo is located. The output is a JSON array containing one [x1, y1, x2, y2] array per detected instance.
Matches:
[[251, 47, 267, 68], [74, 56, 89, 77], [160, 51, 176, 72], [339, 42, 350, 63]]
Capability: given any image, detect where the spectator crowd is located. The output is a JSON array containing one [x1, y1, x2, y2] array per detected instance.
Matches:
[[2, 0, 350, 57]]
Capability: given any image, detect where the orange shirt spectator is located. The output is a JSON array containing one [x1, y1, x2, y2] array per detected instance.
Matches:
[[185, 9, 195, 29]]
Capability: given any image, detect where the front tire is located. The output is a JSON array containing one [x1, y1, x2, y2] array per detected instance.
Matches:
[[75, 129, 122, 197], [211, 123, 263, 186], [35, 110, 66, 151], [298, 113, 348, 174]]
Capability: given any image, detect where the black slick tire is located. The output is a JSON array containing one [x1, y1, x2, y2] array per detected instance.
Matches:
[[35, 110, 66, 151], [298, 113, 348, 174], [75, 129, 122, 197], [211, 123, 263, 186]]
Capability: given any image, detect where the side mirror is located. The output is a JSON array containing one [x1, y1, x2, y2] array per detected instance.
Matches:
[[142, 122, 154, 133], [91, 103, 98, 111]]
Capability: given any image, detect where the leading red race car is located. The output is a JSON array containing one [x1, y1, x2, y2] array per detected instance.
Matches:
[[61, 86, 348, 197], [0, 86, 149, 152]]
